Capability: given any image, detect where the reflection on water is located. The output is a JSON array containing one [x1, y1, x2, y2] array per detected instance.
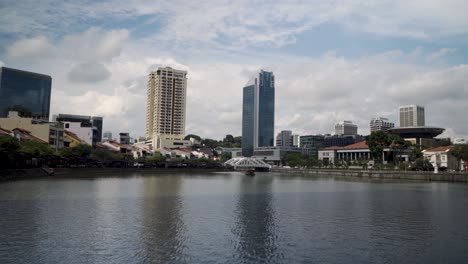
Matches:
[[141, 175, 186, 263], [233, 175, 278, 263], [1, 172, 468, 264]]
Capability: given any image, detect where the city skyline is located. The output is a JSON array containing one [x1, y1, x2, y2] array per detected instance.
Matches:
[[1, 1, 468, 140]]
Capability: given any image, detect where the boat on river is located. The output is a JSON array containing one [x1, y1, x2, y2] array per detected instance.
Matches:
[[245, 169, 255, 176]]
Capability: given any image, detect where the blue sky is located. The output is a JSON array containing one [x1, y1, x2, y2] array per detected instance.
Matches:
[[1, 0, 467, 140]]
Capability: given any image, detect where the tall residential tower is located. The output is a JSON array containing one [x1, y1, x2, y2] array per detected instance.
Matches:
[[242, 70, 275, 157], [370, 117, 395, 132], [146, 67, 188, 149]]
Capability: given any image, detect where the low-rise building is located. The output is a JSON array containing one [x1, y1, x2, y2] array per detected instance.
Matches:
[[422, 146, 462, 171], [63, 130, 84, 148], [63, 121, 96, 146], [252, 146, 305, 166], [0, 111, 64, 151]]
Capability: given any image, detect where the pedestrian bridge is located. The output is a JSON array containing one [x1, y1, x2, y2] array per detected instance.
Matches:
[[224, 157, 271, 171]]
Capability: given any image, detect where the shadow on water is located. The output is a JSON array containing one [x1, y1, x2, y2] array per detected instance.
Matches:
[[231, 174, 280, 263]]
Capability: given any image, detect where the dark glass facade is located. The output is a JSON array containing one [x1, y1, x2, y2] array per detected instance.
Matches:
[[241, 85, 255, 157], [257, 71, 275, 147], [241, 70, 275, 157], [0, 67, 51, 119]]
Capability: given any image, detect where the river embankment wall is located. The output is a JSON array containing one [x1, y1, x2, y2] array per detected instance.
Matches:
[[271, 168, 468, 183]]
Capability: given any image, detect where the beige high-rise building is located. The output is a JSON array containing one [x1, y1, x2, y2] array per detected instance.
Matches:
[[399, 105, 425, 127], [146, 67, 190, 149]]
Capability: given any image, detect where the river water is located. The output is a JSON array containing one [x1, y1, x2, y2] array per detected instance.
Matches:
[[1, 171, 468, 264]]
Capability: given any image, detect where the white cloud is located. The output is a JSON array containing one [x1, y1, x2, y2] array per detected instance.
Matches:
[[61, 27, 129, 61], [426, 48, 456, 62], [68, 61, 111, 83], [0, 60, 4, 67], [6, 36, 55, 59]]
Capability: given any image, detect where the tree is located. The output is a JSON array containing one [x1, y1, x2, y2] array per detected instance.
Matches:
[[221, 152, 232, 162], [452, 145, 468, 161], [223, 134, 235, 143], [184, 134, 201, 142], [366, 131, 392, 164], [0, 137, 20, 152], [59, 144, 93, 158], [201, 138, 219, 148], [19, 140, 54, 157]]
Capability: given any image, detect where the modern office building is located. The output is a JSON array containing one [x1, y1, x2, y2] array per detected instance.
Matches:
[[335, 121, 358, 136], [292, 134, 300, 147], [242, 70, 275, 157], [146, 67, 189, 149], [54, 114, 103, 143], [370, 117, 395, 132], [399, 105, 425, 127], [276, 130, 293, 147], [300, 135, 325, 156], [0, 67, 52, 120]]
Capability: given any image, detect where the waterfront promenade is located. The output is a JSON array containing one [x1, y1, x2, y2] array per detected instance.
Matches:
[[272, 168, 468, 183]]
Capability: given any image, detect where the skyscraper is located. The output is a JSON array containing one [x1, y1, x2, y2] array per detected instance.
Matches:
[[146, 67, 188, 149], [399, 105, 425, 127], [335, 121, 358, 136], [242, 70, 275, 157], [0, 67, 51, 120], [370, 117, 395, 132]]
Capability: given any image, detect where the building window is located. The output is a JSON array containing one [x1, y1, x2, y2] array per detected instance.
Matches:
[[65, 124, 69, 128]]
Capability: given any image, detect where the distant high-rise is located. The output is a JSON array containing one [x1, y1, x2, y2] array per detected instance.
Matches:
[[399, 105, 425, 127], [335, 121, 357, 136], [146, 67, 187, 148], [276, 130, 293, 147], [103, 131, 113, 141], [242, 70, 275, 157], [0, 67, 51, 120], [370, 117, 395, 132]]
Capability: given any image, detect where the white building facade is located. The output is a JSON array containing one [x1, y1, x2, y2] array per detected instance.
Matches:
[[335, 121, 358, 136], [63, 121, 94, 145], [146, 67, 189, 149], [370, 117, 395, 132], [399, 105, 425, 127], [422, 146, 462, 171]]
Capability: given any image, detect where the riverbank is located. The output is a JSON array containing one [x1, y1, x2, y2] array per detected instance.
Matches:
[[271, 168, 468, 183]]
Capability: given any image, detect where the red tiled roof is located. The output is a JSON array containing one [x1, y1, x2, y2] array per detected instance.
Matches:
[[323, 146, 342, 150], [0, 127, 12, 136], [424, 146, 453, 152], [340, 141, 369, 150]]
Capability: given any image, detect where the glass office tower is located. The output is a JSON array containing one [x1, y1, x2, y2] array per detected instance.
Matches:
[[241, 70, 275, 157], [0, 67, 52, 120]]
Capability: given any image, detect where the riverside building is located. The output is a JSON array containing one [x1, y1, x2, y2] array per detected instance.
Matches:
[[241, 70, 275, 157], [146, 67, 191, 149]]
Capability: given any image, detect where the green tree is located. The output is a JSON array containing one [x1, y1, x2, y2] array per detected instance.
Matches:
[[221, 152, 232, 162], [223, 134, 235, 143], [59, 144, 93, 158], [19, 140, 54, 157], [201, 138, 219, 148], [0, 137, 20, 152], [452, 145, 468, 161], [366, 131, 392, 164], [410, 147, 423, 161], [184, 134, 202, 141]]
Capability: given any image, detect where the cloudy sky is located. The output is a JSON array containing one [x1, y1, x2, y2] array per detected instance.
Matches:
[[1, 0, 467, 140]]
